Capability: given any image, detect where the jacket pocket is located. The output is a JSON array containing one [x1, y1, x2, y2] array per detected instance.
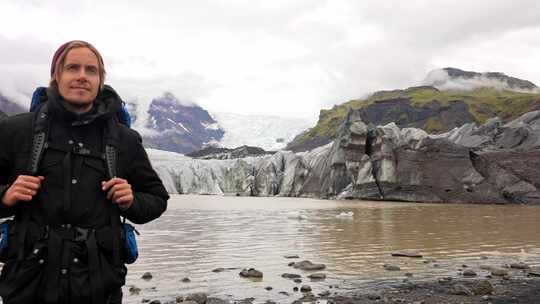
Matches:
[[0, 241, 47, 303]]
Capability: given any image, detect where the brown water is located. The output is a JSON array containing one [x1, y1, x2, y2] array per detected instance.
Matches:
[[124, 195, 540, 303]]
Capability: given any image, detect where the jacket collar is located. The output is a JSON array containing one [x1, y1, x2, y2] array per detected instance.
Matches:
[[46, 85, 122, 127]]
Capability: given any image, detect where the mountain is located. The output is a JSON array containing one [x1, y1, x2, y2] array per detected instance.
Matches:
[[286, 68, 540, 152], [135, 92, 225, 154], [212, 112, 313, 151], [0, 93, 25, 116]]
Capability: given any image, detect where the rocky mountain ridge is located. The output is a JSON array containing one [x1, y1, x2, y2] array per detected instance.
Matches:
[[286, 68, 540, 152]]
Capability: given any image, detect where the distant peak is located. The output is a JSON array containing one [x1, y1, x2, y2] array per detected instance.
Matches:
[[424, 67, 538, 92], [152, 91, 197, 107]]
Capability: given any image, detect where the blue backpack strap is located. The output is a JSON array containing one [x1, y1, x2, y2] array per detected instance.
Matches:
[[118, 101, 131, 127], [30, 87, 47, 112]]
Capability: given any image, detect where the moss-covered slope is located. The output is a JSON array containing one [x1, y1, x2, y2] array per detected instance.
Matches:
[[286, 86, 540, 152]]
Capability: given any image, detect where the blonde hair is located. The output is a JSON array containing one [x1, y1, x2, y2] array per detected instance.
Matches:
[[49, 40, 106, 90]]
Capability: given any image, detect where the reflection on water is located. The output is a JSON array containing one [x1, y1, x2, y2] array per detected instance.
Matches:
[[124, 195, 540, 303]]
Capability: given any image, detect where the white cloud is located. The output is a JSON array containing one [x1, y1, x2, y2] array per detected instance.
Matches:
[[0, 0, 540, 119]]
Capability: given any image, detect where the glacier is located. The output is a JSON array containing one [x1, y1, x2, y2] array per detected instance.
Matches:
[[147, 109, 540, 204]]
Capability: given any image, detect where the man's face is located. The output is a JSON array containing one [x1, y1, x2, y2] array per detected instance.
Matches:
[[56, 47, 100, 113]]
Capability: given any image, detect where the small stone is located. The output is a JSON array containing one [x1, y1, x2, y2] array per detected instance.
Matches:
[[510, 262, 530, 269], [212, 268, 225, 273], [473, 280, 494, 296], [481, 255, 489, 259], [300, 285, 312, 292], [405, 272, 413, 277], [281, 273, 301, 279], [207, 298, 231, 304], [463, 269, 477, 277], [288, 262, 295, 267], [284, 254, 299, 259], [491, 268, 509, 276], [292, 260, 326, 271], [391, 250, 423, 258], [307, 273, 326, 280], [293, 287, 299, 292], [129, 285, 141, 295], [383, 264, 401, 271], [450, 284, 473, 296], [294, 278, 302, 283], [141, 272, 153, 280], [482, 295, 492, 301], [438, 277, 453, 284], [462, 264, 469, 268], [367, 293, 381, 300], [318, 291, 330, 297], [265, 286, 273, 291], [239, 268, 263, 278], [181, 277, 191, 283], [423, 258, 436, 264], [184, 293, 207, 304], [142, 299, 150, 303], [149, 301, 161, 304]]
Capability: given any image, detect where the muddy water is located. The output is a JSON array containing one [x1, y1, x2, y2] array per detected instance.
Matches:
[[123, 195, 540, 303]]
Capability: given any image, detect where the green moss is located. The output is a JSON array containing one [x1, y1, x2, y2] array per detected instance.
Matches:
[[424, 117, 444, 133]]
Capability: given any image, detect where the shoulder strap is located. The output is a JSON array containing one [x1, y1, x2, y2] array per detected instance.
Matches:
[[104, 117, 123, 266], [27, 103, 50, 175]]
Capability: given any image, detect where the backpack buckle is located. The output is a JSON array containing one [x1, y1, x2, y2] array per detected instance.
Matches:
[[72, 146, 91, 155], [74, 227, 90, 242]]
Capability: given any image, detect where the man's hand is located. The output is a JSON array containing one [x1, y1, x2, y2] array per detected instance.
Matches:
[[102, 177, 134, 210], [1, 175, 45, 207]]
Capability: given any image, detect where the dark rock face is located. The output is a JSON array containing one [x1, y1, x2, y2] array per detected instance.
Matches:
[[187, 145, 273, 160], [142, 92, 224, 154], [358, 98, 477, 132], [299, 109, 540, 204]]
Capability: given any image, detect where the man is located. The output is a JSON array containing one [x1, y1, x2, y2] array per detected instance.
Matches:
[[0, 41, 169, 303]]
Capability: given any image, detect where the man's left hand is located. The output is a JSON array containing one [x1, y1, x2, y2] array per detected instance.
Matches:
[[102, 177, 133, 210]]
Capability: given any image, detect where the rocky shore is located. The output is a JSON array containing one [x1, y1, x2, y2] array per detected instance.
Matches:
[[128, 253, 540, 304]]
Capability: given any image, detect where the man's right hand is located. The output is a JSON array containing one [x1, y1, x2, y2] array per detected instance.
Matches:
[[1, 175, 44, 207]]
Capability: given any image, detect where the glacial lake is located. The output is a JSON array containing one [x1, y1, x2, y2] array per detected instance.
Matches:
[[123, 195, 540, 303]]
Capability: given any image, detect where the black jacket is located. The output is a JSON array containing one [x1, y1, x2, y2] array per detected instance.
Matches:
[[0, 86, 168, 225], [0, 86, 169, 304]]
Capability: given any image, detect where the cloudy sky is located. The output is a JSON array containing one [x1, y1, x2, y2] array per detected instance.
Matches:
[[1, 0, 540, 120]]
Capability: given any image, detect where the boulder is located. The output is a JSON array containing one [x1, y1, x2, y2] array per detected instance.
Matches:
[[292, 260, 326, 271], [239, 268, 263, 278], [307, 273, 326, 280], [473, 280, 494, 295]]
